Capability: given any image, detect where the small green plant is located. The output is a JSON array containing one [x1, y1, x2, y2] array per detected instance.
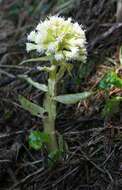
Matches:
[[102, 96, 122, 118], [99, 71, 122, 90], [19, 16, 91, 160], [99, 47, 122, 119]]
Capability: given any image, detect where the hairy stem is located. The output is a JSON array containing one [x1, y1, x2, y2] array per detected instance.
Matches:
[[43, 65, 58, 153]]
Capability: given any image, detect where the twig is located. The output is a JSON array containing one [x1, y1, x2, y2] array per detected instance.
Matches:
[[0, 68, 15, 78], [0, 130, 27, 139], [80, 150, 114, 182], [80, 150, 105, 173], [9, 167, 44, 190], [53, 166, 79, 186], [0, 64, 31, 70], [88, 23, 122, 52]]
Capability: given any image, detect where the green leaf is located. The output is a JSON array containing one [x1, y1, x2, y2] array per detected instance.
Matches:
[[29, 131, 50, 150], [54, 91, 92, 104], [56, 65, 66, 80], [58, 134, 64, 152], [23, 77, 48, 92], [60, 62, 73, 76], [102, 96, 122, 118], [48, 149, 63, 167], [19, 95, 46, 118], [99, 71, 122, 89], [20, 57, 49, 65]]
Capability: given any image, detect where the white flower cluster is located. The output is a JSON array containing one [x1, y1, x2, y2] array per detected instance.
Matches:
[[26, 16, 87, 62]]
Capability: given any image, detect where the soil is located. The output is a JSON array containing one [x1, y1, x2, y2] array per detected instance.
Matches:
[[0, 0, 122, 190]]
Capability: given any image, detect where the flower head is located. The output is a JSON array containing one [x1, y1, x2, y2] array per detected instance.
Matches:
[[26, 16, 87, 62]]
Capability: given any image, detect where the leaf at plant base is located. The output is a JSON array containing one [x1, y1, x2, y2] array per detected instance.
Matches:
[[29, 131, 50, 150], [99, 71, 122, 89], [20, 57, 49, 65], [102, 96, 122, 118], [19, 95, 46, 118], [48, 149, 63, 167], [24, 77, 48, 92], [54, 91, 92, 104]]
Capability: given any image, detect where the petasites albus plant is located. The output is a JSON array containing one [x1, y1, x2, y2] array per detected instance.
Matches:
[[19, 15, 91, 159]]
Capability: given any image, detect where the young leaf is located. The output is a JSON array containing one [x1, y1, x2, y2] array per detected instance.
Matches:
[[60, 62, 73, 76], [24, 77, 48, 92], [29, 130, 50, 150], [19, 95, 46, 118], [102, 96, 122, 118], [20, 57, 49, 65], [48, 149, 63, 167], [56, 65, 66, 80], [54, 91, 92, 104]]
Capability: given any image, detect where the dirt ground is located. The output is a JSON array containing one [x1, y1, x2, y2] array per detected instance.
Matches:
[[0, 0, 122, 189]]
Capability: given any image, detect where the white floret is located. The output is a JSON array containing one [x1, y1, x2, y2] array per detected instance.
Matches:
[[56, 34, 65, 43], [74, 38, 86, 47], [27, 31, 36, 42], [26, 43, 37, 52], [36, 44, 44, 53], [70, 47, 79, 57], [54, 53, 64, 61], [35, 31, 47, 44], [36, 23, 42, 31], [47, 42, 57, 53], [73, 23, 83, 35]]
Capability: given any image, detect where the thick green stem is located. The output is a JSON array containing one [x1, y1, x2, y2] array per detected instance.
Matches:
[[43, 65, 58, 153]]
